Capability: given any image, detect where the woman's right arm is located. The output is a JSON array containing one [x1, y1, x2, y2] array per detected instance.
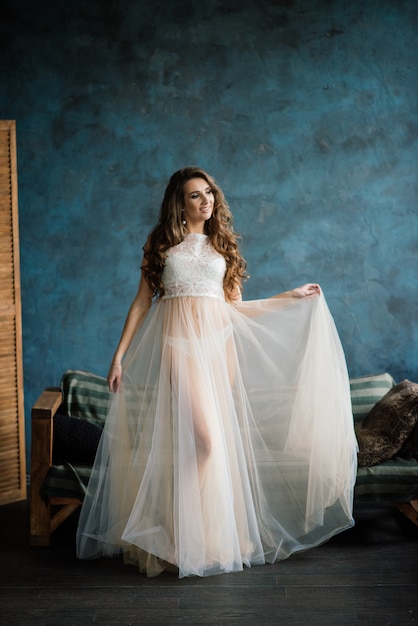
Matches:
[[107, 260, 153, 392]]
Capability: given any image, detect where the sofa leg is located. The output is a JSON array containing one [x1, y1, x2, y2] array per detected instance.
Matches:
[[393, 500, 418, 527]]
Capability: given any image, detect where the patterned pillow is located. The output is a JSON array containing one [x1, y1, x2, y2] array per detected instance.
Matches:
[[60, 369, 110, 428], [350, 372, 396, 422], [355, 380, 418, 466]]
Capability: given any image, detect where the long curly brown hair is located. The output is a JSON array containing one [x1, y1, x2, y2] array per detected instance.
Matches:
[[142, 167, 247, 300]]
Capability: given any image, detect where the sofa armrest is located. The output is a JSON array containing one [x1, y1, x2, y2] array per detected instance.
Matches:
[[30, 388, 62, 545]]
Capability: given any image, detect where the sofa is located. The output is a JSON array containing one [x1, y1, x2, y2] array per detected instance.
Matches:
[[29, 370, 418, 546]]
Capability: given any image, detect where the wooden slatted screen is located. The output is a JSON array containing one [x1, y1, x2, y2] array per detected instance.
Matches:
[[0, 120, 26, 505]]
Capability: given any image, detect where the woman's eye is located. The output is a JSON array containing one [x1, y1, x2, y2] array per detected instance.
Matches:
[[190, 190, 212, 199]]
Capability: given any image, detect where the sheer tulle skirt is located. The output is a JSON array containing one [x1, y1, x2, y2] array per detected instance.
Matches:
[[76, 294, 357, 578]]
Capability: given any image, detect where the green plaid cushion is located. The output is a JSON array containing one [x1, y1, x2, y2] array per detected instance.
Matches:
[[60, 369, 110, 428], [350, 372, 395, 422], [355, 458, 418, 501], [60, 369, 396, 428]]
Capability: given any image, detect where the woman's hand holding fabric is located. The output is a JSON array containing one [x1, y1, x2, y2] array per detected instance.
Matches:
[[290, 283, 321, 298]]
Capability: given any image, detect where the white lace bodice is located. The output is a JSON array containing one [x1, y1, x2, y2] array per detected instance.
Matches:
[[162, 234, 226, 300]]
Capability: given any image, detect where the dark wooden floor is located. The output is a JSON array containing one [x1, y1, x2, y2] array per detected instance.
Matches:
[[0, 500, 417, 625]]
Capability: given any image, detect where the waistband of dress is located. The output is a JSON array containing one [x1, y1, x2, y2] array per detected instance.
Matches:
[[161, 293, 225, 301]]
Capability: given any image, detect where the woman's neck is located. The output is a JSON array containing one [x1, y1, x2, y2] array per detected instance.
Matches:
[[185, 225, 206, 235]]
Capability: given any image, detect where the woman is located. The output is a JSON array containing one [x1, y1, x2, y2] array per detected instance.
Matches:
[[76, 167, 357, 578]]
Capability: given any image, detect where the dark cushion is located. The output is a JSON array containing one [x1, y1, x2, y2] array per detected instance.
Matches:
[[355, 380, 418, 467], [53, 413, 102, 465]]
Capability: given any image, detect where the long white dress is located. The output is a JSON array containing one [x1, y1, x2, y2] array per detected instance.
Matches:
[[76, 233, 358, 578]]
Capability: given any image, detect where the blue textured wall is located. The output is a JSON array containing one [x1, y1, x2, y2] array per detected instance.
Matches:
[[0, 0, 417, 461]]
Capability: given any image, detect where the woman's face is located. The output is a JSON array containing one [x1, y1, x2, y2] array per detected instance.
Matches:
[[182, 178, 214, 232]]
